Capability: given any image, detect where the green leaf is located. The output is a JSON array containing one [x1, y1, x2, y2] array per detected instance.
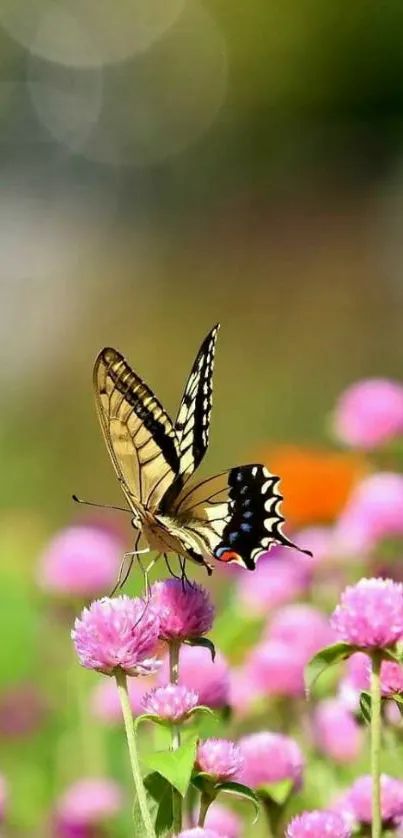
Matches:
[[389, 693, 403, 715], [143, 773, 173, 837], [131, 790, 154, 838], [304, 643, 356, 696], [184, 636, 216, 661], [215, 781, 260, 822], [187, 705, 215, 722], [141, 735, 198, 797], [359, 691, 372, 724], [258, 779, 294, 805], [135, 714, 171, 732]]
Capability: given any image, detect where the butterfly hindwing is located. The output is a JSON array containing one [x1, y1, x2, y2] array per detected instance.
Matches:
[[93, 347, 181, 514], [174, 324, 220, 483], [175, 464, 309, 569]]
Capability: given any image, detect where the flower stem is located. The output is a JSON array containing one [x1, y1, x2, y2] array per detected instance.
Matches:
[[115, 670, 156, 838], [169, 640, 182, 834], [370, 653, 382, 838], [198, 792, 212, 827]]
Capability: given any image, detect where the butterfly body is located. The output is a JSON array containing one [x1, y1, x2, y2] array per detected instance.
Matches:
[[93, 326, 310, 582]]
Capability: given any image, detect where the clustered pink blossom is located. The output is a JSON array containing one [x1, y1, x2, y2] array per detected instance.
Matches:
[[346, 774, 403, 825], [38, 525, 122, 597], [332, 378, 403, 449], [159, 645, 230, 709], [56, 778, 123, 833], [344, 651, 403, 698], [331, 578, 403, 648], [196, 738, 244, 783], [203, 802, 242, 838], [286, 810, 351, 838], [141, 684, 199, 722], [92, 677, 154, 724], [236, 556, 309, 616], [239, 731, 304, 789], [312, 698, 363, 764], [245, 640, 305, 697], [335, 473, 403, 554], [265, 604, 335, 658], [71, 596, 162, 676], [150, 579, 214, 641]]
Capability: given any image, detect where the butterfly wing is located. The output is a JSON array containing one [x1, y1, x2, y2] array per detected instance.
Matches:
[[174, 324, 220, 483], [175, 464, 311, 569], [93, 347, 181, 514]]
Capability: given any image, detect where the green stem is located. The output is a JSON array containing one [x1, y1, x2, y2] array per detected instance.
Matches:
[[370, 653, 382, 838], [198, 793, 212, 827], [115, 670, 156, 838], [169, 640, 182, 835]]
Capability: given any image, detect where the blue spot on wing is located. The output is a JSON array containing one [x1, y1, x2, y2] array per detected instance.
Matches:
[[240, 522, 252, 532]]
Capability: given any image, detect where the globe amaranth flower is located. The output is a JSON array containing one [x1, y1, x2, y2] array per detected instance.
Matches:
[[150, 579, 214, 641], [344, 651, 403, 698], [140, 684, 199, 722], [312, 699, 363, 764], [229, 667, 260, 718], [72, 596, 162, 676], [334, 473, 403, 554], [37, 525, 122, 597], [177, 830, 222, 838], [286, 810, 351, 838], [196, 738, 244, 783], [56, 778, 123, 832], [332, 378, 403, 449], [347, 774, 403, 825], [236, 556, 309, 617], [159, 645, 230, 709], [245, 641, 305, 698], [265, 604, 335, 660], [203, 802, 242, 838], [331, 577, 403, 648], [238, 731, 304, 790], [91, 677, 154, 724]]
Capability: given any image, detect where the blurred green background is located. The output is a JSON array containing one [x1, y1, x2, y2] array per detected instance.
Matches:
[[2, 0, 403, 832]]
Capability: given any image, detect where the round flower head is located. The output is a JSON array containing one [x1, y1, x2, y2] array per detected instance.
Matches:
[[344, 651, 403, 698], [286, 810, 351, 838], [330, 577, 403, 648], [229, 667, 260, 718], [348, 774, 403, 825], [71, 596, 161, 676], [141, 684, 199, 722], [204, 802, 242, 838], [335, 473, 403, 554], [150, 579, 214, 641], [292, 526, 334, 572], [266, 604, 335, 659], [332, 378, 403, 449], [196, 738, 244, 783], [177, 830, 222, 838], [159, 645, 230, 709], [92, 677, 154, 724], [56, 778, 123, 828], [312, 699, 363, 764], [246, 641, 305, 697], [236, 556, 309, 617], [38, 525, 122, 597], [239, 731, 304, 790]]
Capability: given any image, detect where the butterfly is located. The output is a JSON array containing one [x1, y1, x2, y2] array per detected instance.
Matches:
[[92, 324, 311, 589]]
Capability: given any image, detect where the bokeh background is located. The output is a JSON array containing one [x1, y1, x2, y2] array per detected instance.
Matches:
[[2, 0, 403, 834]]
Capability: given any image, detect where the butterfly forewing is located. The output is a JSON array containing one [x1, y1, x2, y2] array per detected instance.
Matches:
[[176, 464, 310, 569], [93, 347, 180, 513], [174, 324, 220, 484]]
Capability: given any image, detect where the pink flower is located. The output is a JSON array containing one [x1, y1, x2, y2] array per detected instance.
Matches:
[[245, 641, 305, 697], [38, 526, 122, 597], [91, 677, 154, 724], [56, 778, 123, 830], [330, 578, 403, 648], [159, 645, 230, 709], [229, 667, 260, 718], [71, 596, 162, 676], [236, 556, 309, 617], [141, 684, 199, 722], [0, 682, 47, 738], [312, 699, 363, 764], [344, 651, 403, 697], [239, 731, 304, 790], [286, 810, 351, 838], [348, 774, 403, 824], [150, 580, 214, 641], [332, 378, 403, 449], [177, 830, 222, 838], [334, 473, 403, 553], [291, 526, 334, 571], [196, 739, 244, 783], [265, 604, 335, 659], [204, 803, 242, 838]]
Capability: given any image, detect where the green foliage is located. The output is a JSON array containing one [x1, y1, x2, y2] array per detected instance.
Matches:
[[304, 642, 357, 695], [141, 735, 198, 797]]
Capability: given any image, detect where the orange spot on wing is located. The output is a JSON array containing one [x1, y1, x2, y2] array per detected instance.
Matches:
[[219, 550, 242, 563]]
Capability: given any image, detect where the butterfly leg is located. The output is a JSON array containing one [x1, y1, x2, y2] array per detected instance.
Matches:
[[109, 547, 150, 596], [164, 553, 182, 581], [178, 556, 193, 590]]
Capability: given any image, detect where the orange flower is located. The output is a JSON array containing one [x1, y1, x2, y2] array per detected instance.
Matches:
[[255, 444, 368, 528]]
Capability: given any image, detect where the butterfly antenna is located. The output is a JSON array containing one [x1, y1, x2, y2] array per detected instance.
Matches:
[[72, 495, 131, 515]]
